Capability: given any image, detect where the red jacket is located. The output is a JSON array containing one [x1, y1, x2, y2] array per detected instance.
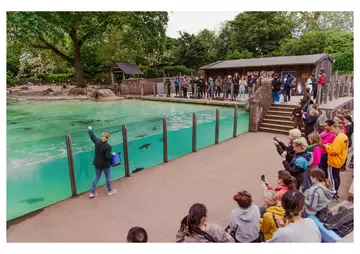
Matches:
[[342, 123, 347, 134], [267, 185, 289, 201], [316, 75, 325, 86]]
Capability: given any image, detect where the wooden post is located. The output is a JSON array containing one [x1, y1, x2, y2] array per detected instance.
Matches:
[[153, 83, 156, 97], [163, 118, 168, 163], [140, 81, 144, 96], [335, 80, 339, 99], [111, 72, 115, 85], [324, 84, 329, 104], [192, 113, 197, 152], [329, 80, 333, 101], [316, 84, 322, 105], [215, 109, 220, 144], [122, 125, 130, 177], [65, 134, 77, 197], [347, 81, 352, 97], [233, 106, 238, 137]]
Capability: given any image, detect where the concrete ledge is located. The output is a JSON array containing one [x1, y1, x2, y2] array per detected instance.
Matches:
[[126, 95, 248, 108]]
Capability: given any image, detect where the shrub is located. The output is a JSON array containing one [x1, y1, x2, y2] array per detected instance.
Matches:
[[139, 65, 165, 78], [332, 51, 353, 72], [44, 73, 74, 82], [161, 65, 194, 77]]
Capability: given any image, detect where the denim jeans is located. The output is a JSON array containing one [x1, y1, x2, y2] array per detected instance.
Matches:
[[91, 167, 112, 193], [273, 91, 280, 103], [248, 86, 253, 97], [239, 85, 245, 100]]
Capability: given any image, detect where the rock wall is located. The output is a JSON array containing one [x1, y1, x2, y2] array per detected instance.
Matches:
[[248, 78, 273, 132]]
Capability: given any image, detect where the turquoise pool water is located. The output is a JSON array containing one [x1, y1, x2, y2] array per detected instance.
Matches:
[[7, 99, 249, 220]]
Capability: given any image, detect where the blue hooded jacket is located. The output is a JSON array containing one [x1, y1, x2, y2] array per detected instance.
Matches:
[[283, 151, 312, 189]]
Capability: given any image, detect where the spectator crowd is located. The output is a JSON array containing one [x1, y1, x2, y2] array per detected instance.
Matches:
[[124, 104, 352, 243]]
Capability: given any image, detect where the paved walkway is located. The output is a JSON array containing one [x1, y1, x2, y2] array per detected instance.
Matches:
[[7, 132, 353, 242]]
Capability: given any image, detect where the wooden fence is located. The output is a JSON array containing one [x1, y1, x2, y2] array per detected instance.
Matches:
[[316, 72, 353, 105]]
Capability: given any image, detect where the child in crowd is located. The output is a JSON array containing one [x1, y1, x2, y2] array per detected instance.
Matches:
[[127, 227, 148, 243], [319, 120, 336, 178], [301, 133, 322, 192], [176, 203, 233, 243], [273, 129, 302, 163], [260, 190, 285, 241], [262, 170, 296, 201], [333, 115, 347, 134], [266, 190, 321, 243], [229, 191, 261, 242], [291, 103, 303, 130], [303, 168, 336, 222], [282, 137, 311, 190]]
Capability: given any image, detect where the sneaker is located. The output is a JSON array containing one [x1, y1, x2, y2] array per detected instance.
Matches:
[[89, 192, 97, 198], [107, 189, 117, 196]]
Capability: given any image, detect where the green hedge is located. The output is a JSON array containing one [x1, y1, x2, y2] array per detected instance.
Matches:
[[139, 65, 195, 78], [161, 65, 195, 77], [332, 51, 353, 72], [44, 73, 74, 81], [139, 65, 165, 78]]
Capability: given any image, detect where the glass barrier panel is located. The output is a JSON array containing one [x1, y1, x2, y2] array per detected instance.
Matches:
[[7, 134, 72, 221], [167, 111, 193, 160], [219, 107, 235, 142], [237, 109, 250, 136], [71, 125, 125, 194], [126, 119, 164, 174], [196, 109, 217, 150]]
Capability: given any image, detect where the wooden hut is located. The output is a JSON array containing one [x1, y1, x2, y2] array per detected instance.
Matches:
[[199, 53, 333, 85], [111, 63, 144, 84]]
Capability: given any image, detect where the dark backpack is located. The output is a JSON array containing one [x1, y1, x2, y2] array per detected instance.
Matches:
[[324, 206, 353, 237]]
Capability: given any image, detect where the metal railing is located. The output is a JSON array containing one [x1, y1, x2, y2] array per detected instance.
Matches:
[[65, 106, 244, 197]]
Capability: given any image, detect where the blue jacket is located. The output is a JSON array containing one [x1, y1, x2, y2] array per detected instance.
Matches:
[[284, 77, 293, 90], [174, 77, 181, 87], [283, 151, 311, 187]]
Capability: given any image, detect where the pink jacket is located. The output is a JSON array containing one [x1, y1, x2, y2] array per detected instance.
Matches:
[[310, 146, 321, 167], [320, 131, 336, 154]]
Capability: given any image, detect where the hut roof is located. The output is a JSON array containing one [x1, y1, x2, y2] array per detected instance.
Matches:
[[113, 63, 144, 75], [199, 53, 332, 70]]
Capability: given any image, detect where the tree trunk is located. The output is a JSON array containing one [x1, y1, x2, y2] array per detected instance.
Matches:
[[70, 27, 86, 88], [73, 58, 86, 87]]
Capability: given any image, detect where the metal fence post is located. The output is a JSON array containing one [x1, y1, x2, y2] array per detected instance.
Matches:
[[122, 125, 130, 177], [233, 106, 238, 137], [163, 118, 168, 162], [215, 108, 220, 144], [192, 113, 197, 152], [65, 134, 77, 197]]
